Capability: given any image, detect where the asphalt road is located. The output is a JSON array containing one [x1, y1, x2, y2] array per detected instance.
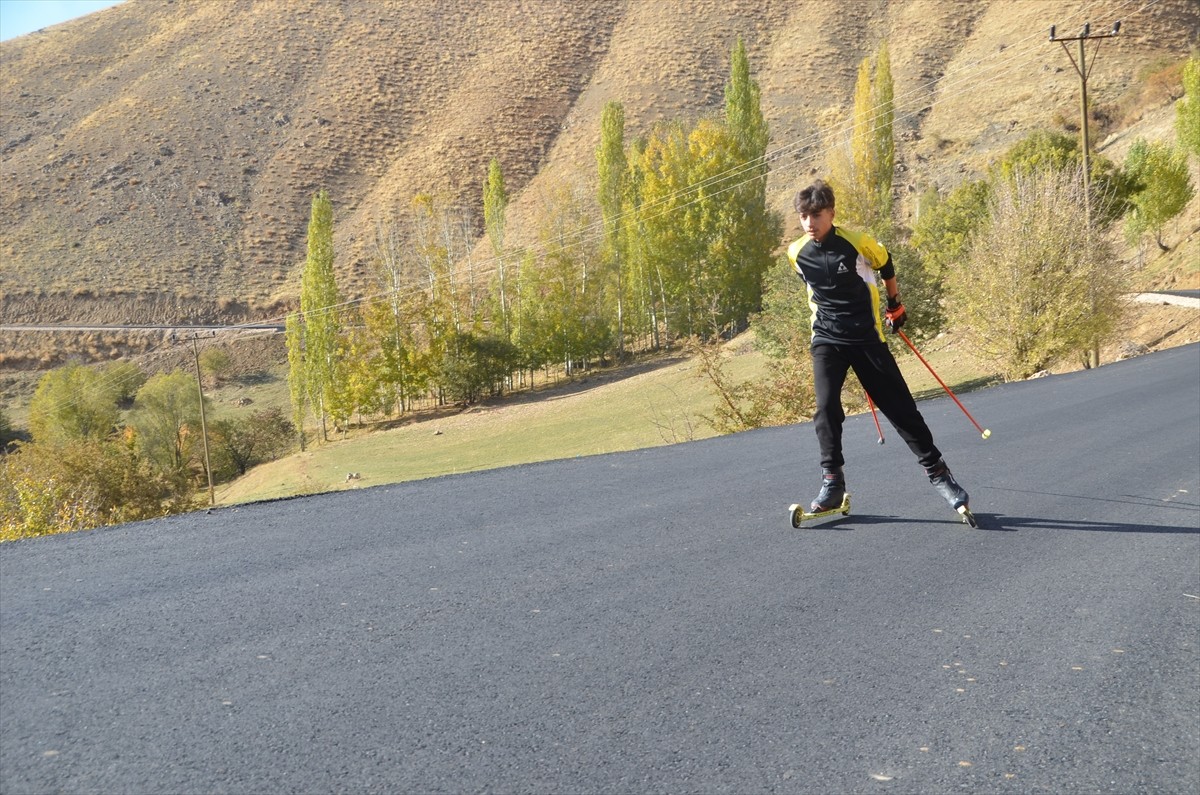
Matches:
[[2, 345, 1198, 795]]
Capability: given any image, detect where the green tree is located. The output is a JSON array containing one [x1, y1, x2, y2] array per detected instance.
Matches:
[[339, 317, 391, 425], [830, 41, 894, 235], [210, 407, 295, 480], [912, 128, 1135, 347], [725, 36, 769, 160], [635, 116, 778, 340], [597, 102, 629, 355], [28, 362, 121, 444], [910, 180, 992, 282], [199, 347, 233, 387], [1177, 55, 1200, 158], [885, 241, 944, 346], [130, 370, 204, 482], [437, 331, 520, 404], [949, 168, 1124, 380], [636, 121, 707, 339], [285, 311, 308, 450], [296, 190, 346, 441], [103, 361, 148, 405], [1, 441, 102, 538], [1124, 137, 1195, 252], [624, 40, 777, 345], [368, 216, 437, 414], [721, 37, 782, 332], [407, 193, 483, 400], [484, 158, 512, 339], [525, 178, 610, 374], [996, 129, 1134, 227], [620, 136, 661, 349], [631, 123, 689, 341]]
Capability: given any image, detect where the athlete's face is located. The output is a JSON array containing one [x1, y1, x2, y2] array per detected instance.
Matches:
[[799, 206, 835, 242]]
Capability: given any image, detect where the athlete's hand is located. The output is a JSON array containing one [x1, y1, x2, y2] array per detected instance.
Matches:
[[885, 296, 906, 333]]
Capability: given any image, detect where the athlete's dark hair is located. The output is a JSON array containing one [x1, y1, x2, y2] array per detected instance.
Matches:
[[794, 179, 835, 214]]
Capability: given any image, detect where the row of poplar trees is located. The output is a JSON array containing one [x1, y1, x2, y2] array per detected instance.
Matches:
[[287, 39, 781, 447]]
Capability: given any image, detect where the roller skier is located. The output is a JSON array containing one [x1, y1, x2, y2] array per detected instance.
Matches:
[[785, 180, 975, 526]]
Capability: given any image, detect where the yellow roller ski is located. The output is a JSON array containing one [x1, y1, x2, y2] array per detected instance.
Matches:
[[788, 494, 851, 528]]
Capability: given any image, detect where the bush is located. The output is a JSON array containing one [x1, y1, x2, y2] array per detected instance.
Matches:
[[28, 362, 121, 444], [438, 332, 521, 404], [690, 336, 815, 434], [199, 347, 234, 386], [210, 407, 295, 480], [1, 438, 191, 541], [950, 168, 1124, 380]]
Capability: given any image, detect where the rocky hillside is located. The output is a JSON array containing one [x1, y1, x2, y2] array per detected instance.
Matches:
[[1, 0, 1196, 329]]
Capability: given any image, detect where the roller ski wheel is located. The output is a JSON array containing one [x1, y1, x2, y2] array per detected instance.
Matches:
[[957, 505, 979, 528], [789, 494, 851, 528]]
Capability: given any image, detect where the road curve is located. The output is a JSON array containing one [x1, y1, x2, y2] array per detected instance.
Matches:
[[2, 345, 1198, 794]]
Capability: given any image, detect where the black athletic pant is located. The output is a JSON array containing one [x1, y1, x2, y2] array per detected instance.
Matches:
[[811, 342, 942, 471]]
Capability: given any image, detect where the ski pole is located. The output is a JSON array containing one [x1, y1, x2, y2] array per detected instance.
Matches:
[[865, 392, 885, 444], [896, 330, 992, 440]]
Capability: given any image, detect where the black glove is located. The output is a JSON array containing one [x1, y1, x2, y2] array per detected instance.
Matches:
[[885, 295, 906, 333]]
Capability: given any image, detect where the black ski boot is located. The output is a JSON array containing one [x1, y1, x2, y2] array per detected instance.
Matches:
[[810, 467, 847, 513], [925, 459, 969, 511]]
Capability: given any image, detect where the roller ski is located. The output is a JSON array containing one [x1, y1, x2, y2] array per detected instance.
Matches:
[[789, 468, 850, 527], [926, 459, 978, 528]]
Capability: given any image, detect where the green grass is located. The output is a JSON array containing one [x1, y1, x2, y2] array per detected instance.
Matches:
[[217, 335, 992, 505], [219, 352, 736, 503]]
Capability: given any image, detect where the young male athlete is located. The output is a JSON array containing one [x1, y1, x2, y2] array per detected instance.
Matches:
[[786, 179, 970, 515]]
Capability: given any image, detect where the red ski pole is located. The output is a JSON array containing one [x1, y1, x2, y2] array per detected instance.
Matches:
[[865, 392, 885, 444], [896, 330, 992, 440]]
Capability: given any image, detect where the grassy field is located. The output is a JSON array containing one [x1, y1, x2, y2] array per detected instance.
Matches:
[[217, 332, 996, 505]]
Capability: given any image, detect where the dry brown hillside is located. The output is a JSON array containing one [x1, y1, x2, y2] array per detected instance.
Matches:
[[1, 0, 1196, 336]]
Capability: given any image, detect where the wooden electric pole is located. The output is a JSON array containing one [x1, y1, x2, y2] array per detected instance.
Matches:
[[1049, 20, 1120, 369], [182, 333, 217, 506]]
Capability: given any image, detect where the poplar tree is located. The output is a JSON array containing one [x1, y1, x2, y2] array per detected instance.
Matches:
[[831, 41, 894, 235], [722, 36, 780, 330], [597, 102, 629, 354], [483, 159, 511, 338], [285, 311, 307, 451], [622, 137, 660, 348], [636, 121, 699, 339], [725, 37, 768, 158], [528, 178, 609, 374], [869, 40, 895, 229], [298, 190, 344, 441]]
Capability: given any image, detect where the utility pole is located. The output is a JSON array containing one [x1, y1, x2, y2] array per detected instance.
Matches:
[[181, 333, 217, 507], [1049, 20, 1120, 368]]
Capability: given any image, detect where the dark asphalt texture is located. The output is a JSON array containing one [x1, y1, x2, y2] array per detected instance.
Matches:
[[2, 344, 1198, 795]]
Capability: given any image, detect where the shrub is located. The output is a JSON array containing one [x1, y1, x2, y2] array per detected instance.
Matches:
[[950, 168, 1123, 380], [0, 438, 190, 541], [209, 407, 295, 480]]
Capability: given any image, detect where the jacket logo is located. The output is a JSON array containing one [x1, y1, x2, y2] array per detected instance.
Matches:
[[837, 263, 849, 274]]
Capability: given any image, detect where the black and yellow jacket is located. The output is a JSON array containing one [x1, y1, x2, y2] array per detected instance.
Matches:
[[787, 226, 895, 346]]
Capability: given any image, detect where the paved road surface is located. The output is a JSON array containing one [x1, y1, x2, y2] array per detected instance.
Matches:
[[2, 345, 1198, 794]]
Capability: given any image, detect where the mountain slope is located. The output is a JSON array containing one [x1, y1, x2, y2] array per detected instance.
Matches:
[[1, 0, 1196, 329]]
